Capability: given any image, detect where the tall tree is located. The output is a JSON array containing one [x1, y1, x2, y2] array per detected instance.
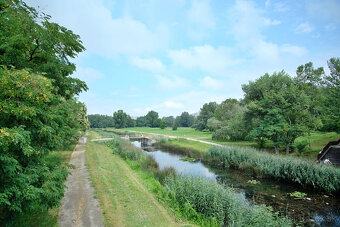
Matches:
[[194, 102, 218, 131], [145, 110, 159, 127], [113, 110, 128, 129], [243, 71, 316, 154], [322, 58, 340, 132]]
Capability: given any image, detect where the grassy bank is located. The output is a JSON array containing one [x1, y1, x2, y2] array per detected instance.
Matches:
[[85, 135, 189, 226], [103, 135, 292, 226], [10, 146, 75, 227]]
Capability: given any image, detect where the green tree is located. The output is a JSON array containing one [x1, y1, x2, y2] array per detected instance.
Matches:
[[145, 110, 159, 127], [162, 116, 175, 127], [136, 116, 147, 127], [179, 112, 195, 127], [0, 68, 88, 218], [0, 1, 87, 99], [113, 110, 128, 129], [194, 102, 218, 131], [88, 114, 115, 128], [159, 120, 167, 129], [243, 71, 316, 154], [322, 58, 340, 132]]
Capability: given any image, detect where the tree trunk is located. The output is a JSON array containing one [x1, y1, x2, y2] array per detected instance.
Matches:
[[275, 145, 280, 154], [286, 144, 290, 155]]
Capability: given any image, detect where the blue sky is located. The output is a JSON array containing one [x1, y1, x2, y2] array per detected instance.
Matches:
[[27, 0, 340, 117]]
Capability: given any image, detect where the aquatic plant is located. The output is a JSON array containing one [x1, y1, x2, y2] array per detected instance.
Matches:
[[247, 180, 261, 185], [180, 157, 196, 162], [206, 146, 340, 193], [288, 191, 307, 198]]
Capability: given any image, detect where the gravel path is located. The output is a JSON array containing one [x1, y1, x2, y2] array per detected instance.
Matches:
[[59, 137, 103, 227]]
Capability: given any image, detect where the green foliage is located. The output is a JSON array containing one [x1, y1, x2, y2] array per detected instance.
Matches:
[[295, 140, 309, 153], [0, 68, 87, 219], [165, 176, 292, 226], [194, 102, 218, 131], [0, 0, 87, 99], [247, 180, 261, 185], [243, 71, 317, 154], [88, 114, 115, 128], [288, 191, 307, 198], [159, 120, 167, 129], [206, 146, 340, 193], [106, 138, 146, 161], [179, 111, 196, 127], [145, 110, 159, 127], [322, 58, 340, 133], [179, 157, 196, 162], [0, 1, 88, 221]]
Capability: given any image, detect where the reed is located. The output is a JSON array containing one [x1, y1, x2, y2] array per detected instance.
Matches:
[[165, 175, 292, 227], [206, 146, 340, 193]]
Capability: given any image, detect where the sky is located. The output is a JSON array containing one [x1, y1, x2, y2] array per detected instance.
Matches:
[[26, 0, 340, 117]]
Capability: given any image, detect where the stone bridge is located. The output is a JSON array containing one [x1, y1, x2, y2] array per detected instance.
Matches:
[[122, 135, 157, 147]]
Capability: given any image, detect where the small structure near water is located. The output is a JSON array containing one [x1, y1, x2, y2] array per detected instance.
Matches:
[[122, 134, 156, 147], [318, 138, 340, 166]]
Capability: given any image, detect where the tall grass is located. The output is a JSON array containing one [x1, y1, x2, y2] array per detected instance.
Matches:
[[206, 146, 340, 194], [165, 176, 292, 227]]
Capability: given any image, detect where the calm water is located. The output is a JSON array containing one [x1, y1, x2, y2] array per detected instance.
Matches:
[[131, 140, 340, 226]]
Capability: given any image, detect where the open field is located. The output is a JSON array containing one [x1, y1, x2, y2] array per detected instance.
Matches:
[[85, 132, 188, 227]]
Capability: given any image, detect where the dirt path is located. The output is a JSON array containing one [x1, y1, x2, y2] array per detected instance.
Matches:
[[59, 137, 103, 227]]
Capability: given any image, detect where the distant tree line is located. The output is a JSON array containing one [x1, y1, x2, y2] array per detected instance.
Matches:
[[193, 58, 340, 154], [88, 110, 196, 130]]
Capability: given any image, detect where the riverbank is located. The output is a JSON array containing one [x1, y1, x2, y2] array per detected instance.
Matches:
[[85, 131, 191, 226]]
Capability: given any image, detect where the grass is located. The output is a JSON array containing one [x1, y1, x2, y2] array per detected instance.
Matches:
[[85, 139, 188, 227], [11, 146, 75, 227]]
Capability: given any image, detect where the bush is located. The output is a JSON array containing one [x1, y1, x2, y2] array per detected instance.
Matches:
[[206, 146, 340, 193], [295, 140, 309, 153]]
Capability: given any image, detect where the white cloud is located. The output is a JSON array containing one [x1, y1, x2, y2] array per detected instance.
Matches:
[[295, 22, 314, 33], [169, 45, 241, 76], [26, 0, 168, 57], [130, 57, 166, 72], [280, 44, 307, 56], [200, 76, 223, 89], [188, 0, 215, 29], [155, 75, 189, 90], [163, 101, 184, 109]]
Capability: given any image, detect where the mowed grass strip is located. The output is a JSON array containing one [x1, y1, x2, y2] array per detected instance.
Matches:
[[85, 141, 184, 227]]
